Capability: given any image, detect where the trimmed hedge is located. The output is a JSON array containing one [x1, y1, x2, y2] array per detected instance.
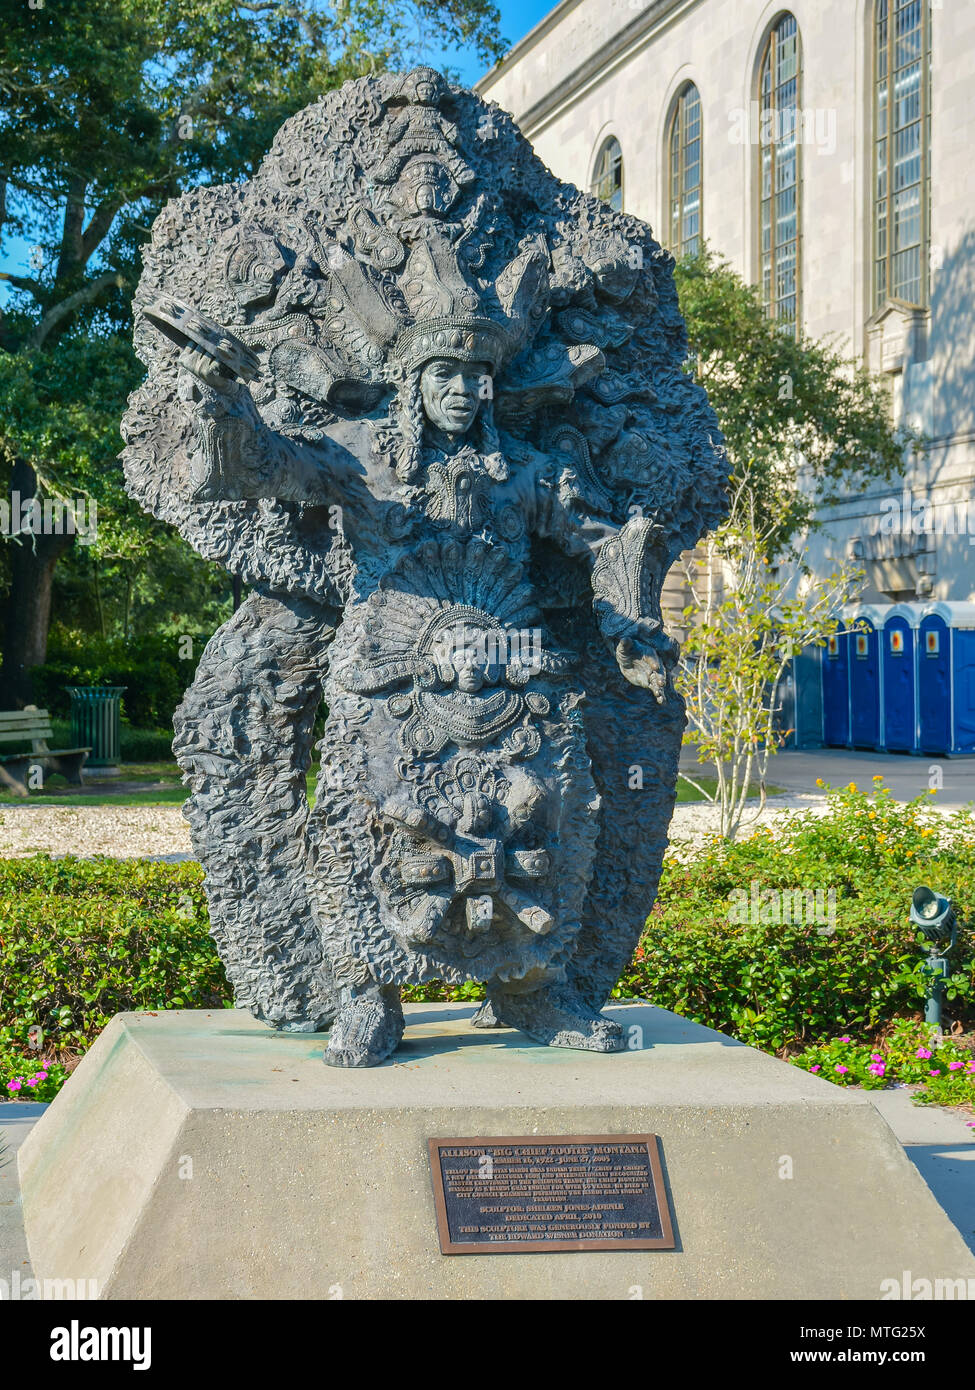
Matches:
[[0, 858, 229, 1065], [2, 781, 973, 1095]]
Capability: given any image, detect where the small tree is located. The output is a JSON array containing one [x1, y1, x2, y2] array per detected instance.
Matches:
[[678, 483, 862, 841]]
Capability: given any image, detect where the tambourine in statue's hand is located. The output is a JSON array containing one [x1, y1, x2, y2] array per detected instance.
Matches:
[[143, 292, 260, 401]]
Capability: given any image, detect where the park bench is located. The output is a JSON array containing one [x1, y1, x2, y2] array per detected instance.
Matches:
[[0, 706, 90, 796]]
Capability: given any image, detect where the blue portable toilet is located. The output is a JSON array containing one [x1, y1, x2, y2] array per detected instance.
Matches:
[[918, 602, 975, 754], [821, 629, 850, 747], [845, 604, 887, 750], [793, 643, 824, 748], [777, 645, 825, 748], [918, 605, 951, 755], [882, 604, 919, 752]]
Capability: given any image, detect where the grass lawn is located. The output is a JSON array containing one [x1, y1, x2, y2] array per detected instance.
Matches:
[[675, 775, 782, 803], [1, 764, 780, 808], [0, 762, 187, 807]]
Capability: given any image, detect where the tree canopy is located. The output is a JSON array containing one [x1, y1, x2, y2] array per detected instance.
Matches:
[[674, 246, 921, 557], [0, 0, 506, 704]]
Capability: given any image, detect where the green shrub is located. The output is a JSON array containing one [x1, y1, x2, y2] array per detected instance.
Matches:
[[3, 779, 975, 1107], [0, 857, 230, 1065], [790, 1019, 975, 1106], [28, 633, 201, 729], [50, 718, 175, 762], [616, 780, 975, 1052], [118, 725, 176, 760]]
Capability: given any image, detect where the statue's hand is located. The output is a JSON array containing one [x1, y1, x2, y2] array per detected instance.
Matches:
[[178, 345, 238, 398], [179, 345, 266, 501], [615, 632, 678, 703]]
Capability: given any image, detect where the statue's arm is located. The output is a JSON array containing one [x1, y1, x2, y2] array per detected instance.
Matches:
[[179, 348, 352, 505], [588, 517, 679, 703], [534, 468, 677, 701]]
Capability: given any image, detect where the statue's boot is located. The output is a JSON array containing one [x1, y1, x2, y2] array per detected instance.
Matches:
[[481, 983, 625, 1053], [324, 986, 404, 1068], [470, 998, 502, 1028]]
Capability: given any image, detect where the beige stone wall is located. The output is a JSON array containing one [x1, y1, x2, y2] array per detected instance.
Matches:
[[479, 0, 975, 603]]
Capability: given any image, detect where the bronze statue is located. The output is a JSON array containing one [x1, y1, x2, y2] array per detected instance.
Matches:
[[122, 67, 726, 1066]]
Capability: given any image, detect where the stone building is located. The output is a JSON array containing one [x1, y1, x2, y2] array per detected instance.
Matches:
[[477, 0, 975, 609], [477, 0, 975, 748]]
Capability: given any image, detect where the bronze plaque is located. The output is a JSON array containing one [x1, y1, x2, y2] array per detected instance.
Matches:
[[428, 1134, 674, 1254]]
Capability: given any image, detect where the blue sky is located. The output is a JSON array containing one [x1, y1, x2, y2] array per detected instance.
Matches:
[[0, 0, 555, 302], [451, 0, 553, 85]]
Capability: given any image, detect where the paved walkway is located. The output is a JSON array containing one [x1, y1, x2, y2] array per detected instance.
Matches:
[[0, 1102, 45, 1288], [682, 747, 975, 807], [669, 746, 975, 846]]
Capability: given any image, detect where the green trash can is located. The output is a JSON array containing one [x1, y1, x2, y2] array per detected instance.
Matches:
[[66, 686, 127, 768]]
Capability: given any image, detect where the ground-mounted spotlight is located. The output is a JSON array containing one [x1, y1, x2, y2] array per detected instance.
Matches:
[[909, 886, 958, 1028]]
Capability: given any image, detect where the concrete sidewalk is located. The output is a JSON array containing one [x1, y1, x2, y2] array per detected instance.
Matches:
[[681, 746, 975, 807], [0, 1102, 45, 1287], [2, 1084, 973, 1288], [869, 1090, 975, 1255]]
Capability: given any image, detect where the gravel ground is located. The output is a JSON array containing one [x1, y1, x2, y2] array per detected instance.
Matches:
[[667, 791, 830, 852], [0, 788, 962, 862], [0, 804, 193, 859], [0, 794, 831, 861]]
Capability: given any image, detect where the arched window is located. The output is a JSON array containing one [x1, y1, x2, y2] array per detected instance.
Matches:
[[758, 13, 802, 336], [590, 137, 623, 212], [873, 0, 931, 308], [667, 83, 702, 257]]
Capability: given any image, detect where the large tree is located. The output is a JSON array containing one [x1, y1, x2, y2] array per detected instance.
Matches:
[[674, 246, 921, 557], [0, 0, 505, 705]]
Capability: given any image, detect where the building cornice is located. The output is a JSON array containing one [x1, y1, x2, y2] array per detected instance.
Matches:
[[475, 0, 584, 88]]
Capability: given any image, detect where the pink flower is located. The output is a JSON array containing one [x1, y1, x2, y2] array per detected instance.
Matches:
[[916, 1047, 933, 1059], [871, 1053, 884, 1062], [839, 1036, 851, 1043], [835, 1064, 849, 1074], [949, 1061, 964, 1071], [6, 1080, 21, 1092], [34, 1071, 47, 1081], [25, 1078, 37, 1087], [810, 1064, 821, 1072], [929, 1069, 941, 1076], [868, 1063, 886, 1077]]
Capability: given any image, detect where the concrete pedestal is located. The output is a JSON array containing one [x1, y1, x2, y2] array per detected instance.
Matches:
[[19, 1003, 975, 1299]]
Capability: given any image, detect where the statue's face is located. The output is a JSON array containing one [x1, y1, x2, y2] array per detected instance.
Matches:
[[431, 622, 502, 693], [419, 358, 490, 437]]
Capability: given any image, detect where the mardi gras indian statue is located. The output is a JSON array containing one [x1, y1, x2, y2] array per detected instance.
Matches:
[[122, 67, 727, 1067]]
